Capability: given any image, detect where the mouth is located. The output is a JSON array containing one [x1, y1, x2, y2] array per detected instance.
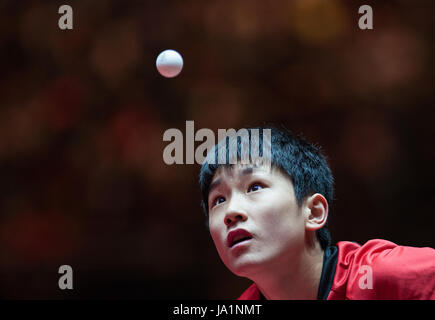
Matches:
[[227, 229, 253, 248]]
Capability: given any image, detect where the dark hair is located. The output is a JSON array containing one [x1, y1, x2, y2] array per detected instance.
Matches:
[[199, 125, 334, 250]]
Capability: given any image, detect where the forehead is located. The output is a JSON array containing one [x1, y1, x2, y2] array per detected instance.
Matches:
[[210, 163, 288, 186], [212, 164, 265, 180]]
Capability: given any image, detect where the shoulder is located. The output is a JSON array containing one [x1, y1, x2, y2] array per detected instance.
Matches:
[[330, 239, 435, 299]]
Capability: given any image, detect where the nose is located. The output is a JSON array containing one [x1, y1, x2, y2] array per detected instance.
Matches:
[[224, 212, 247, 227], [224, 197, 248, 227]]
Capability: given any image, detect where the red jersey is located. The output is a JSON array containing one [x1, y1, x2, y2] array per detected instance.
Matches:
[[238, 239, 435, 300]]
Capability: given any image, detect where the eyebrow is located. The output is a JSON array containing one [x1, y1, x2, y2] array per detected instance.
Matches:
[[208, 166, 255, 195]]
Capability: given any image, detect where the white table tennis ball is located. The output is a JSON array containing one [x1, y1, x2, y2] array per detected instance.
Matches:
[[156, 49, 183, 78]]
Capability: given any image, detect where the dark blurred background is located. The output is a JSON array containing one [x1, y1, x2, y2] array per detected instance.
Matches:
[[0, 0, 434, 299]]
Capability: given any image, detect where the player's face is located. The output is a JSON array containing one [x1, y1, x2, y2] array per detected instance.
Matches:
[[208, 164, 306, 277]]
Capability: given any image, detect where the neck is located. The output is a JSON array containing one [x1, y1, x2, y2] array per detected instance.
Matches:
[[250, 241, 324, 300]]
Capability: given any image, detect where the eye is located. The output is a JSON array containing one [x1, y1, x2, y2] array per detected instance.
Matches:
[[248, 182, 264, 193], [211, 196, 226, 208]]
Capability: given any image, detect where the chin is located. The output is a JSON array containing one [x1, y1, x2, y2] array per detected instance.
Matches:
[[227, 256, 261, 278]]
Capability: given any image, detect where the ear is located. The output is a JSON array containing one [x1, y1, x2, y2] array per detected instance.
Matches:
[[304, 193, 328, 232]]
